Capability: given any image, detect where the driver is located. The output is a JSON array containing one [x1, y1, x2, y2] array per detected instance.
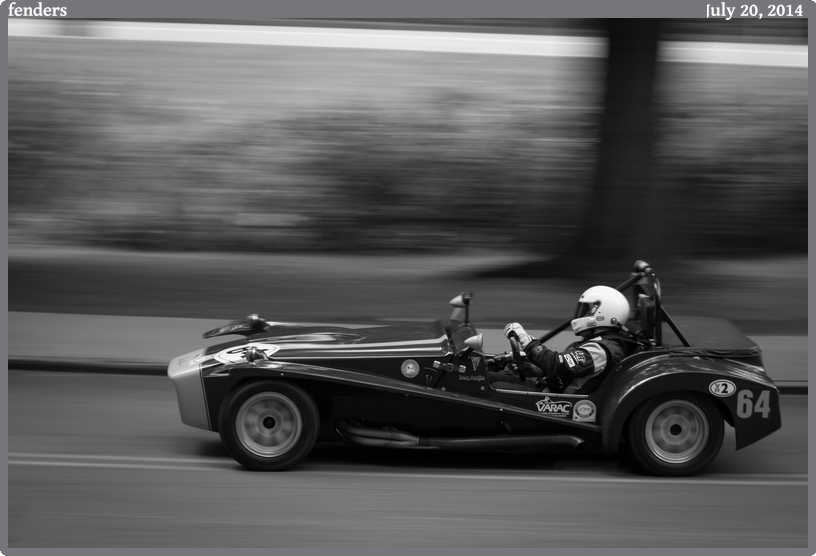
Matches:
[[496, 286, 635, 394]]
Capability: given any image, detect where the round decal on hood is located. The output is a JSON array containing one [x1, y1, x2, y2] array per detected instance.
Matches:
[[401, 359, 420, 378], [215, 343, 281, 365]]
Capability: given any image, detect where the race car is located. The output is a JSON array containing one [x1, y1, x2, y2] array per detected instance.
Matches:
[[168, 260, 781, 476]]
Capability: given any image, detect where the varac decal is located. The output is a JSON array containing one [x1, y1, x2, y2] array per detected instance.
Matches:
[[535, 396, 572, 417], [470, 356, 481, 371], [214, 343, 281, 365]]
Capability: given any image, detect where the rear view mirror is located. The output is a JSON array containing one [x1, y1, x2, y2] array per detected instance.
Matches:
[[449, 292, 472, 308], [449, 292, 473, 324]]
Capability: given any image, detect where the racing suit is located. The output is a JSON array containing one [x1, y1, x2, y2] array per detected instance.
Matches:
[[525, 329, 632, 393]]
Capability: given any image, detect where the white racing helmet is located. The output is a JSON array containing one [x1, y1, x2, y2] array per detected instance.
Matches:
[[571, 285, 630, 335]]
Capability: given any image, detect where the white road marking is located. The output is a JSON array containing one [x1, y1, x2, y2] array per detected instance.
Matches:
[[9, 460, 232, 472], [9, 452, 226, 464], [58, 91, 122, 96], [8, 453, 807, 486], [311, 470, 807, 487]]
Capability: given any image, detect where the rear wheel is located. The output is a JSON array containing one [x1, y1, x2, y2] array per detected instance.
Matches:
[[628, 392, 723, 477], [219, 381, 319, 471]]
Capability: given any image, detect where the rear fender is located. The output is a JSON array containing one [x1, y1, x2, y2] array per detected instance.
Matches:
[[600, 354, 780, 453]]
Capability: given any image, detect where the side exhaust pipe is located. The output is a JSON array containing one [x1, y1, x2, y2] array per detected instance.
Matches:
[[336, 419, 422, 448], [336, 419, 585, 451]]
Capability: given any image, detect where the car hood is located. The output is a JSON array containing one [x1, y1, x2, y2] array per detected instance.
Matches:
[[200, 320, 453, 366]]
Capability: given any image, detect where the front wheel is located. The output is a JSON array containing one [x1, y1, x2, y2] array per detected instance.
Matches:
[[219, 381, 319, 471], [628, 392, 724, 477]]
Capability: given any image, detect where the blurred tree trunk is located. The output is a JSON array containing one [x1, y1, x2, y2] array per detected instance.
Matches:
[[557, 19, 664, 275]]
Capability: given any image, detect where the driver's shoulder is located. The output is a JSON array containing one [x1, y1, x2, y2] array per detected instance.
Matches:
[[575, 333, 629, 351]]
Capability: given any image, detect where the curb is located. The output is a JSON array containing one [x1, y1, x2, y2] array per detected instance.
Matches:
[[8, 358, 807, 394]]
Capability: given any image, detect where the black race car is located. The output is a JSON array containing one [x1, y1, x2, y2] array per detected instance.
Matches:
[[168, 261, 780, 476]]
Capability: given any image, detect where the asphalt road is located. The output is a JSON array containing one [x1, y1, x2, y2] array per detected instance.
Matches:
[[8, 370, 807, 548]]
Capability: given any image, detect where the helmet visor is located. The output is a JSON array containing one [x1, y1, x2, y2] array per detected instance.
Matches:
[[575, 301, 600, 319]]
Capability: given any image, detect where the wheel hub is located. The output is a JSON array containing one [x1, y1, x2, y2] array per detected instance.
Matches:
[[645, 399, 709, 464], [236, 392, 303, 458]]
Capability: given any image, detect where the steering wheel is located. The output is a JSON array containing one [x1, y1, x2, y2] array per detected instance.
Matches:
[[508, 336, 527, 382]]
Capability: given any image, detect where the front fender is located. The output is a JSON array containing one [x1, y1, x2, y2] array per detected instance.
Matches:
[[600, 354, 780, 453]]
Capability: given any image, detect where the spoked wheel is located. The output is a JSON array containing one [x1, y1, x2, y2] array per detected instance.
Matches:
[[219, 381, 319, 471], [628, 392, 724, 477]]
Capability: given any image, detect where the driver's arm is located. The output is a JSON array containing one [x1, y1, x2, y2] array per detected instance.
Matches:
[[504, 322, 599, 381], [525, 341, 600, 381]]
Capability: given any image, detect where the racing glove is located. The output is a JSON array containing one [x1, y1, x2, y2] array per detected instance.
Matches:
[[503, 322, 535, 349]]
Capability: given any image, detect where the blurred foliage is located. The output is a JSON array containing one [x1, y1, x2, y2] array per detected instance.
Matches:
[[8, 65, 597, 253], [8, 39, 807, 257], [655, 65, 807, 255], [275, 99, 595, 251]]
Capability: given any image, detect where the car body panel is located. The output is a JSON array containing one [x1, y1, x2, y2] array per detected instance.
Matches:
[[598, 353, 780, 452], [198, 353, 603, 438], [167, 348, 210, 430]]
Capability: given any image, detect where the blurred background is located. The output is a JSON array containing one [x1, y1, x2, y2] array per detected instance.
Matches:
[[8, 18, 808, 332]]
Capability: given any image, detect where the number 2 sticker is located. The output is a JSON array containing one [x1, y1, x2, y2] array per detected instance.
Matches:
[[736, 389, 771, 419], [709, 380, 736, 397]]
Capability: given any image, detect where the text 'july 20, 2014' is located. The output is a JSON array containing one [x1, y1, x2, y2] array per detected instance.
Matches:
[[706, 2, 804, 19]]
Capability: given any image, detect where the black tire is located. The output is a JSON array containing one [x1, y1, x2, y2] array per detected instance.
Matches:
[[219, 381, 319, 471], [627, 392, 724, 477]]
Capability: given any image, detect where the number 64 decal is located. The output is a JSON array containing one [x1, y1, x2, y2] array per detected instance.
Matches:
[[736, 390, 771, 419]]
